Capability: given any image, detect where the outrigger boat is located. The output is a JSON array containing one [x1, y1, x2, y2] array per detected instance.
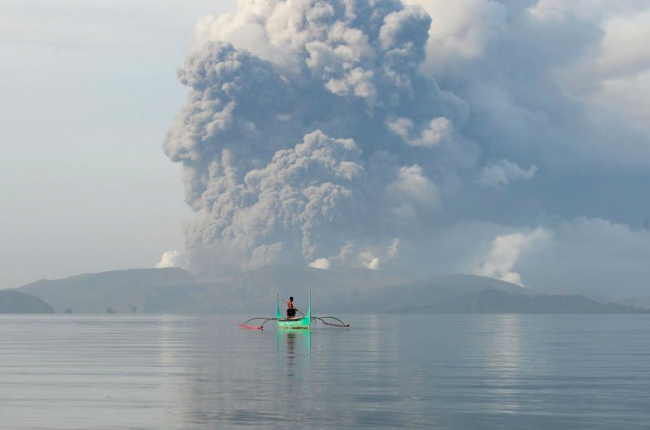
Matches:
[[238, 291, 349, 330]]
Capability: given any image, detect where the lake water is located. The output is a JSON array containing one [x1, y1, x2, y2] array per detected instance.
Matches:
[[1, 314, 650, 429]]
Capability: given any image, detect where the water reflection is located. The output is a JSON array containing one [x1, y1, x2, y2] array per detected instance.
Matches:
[[2, 315, 650, 430], [276, 329, 311, 381], [485, 315, 522, 377], [482, 315, 524, 415]]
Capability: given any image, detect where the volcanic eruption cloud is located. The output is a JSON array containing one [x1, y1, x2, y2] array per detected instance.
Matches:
[[162, 0, 650, 293]]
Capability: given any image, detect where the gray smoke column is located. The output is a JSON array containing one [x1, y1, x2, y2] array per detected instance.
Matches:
[[163, 0, 474, 274]]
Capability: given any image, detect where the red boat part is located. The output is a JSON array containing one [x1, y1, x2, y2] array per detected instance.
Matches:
[[238, 324, 263, 330]]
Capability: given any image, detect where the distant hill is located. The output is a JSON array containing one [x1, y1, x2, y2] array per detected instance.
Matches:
[[17, 266, 648, 315], [0, 290, 54, 314], [575, 294, 650, 311], [19, 268, 202, 313], [341, 274, 649, 314], [17, 265, 408, 314], [416, 289, 648, 314], [341, 274, 539, 313], [622, 296, 650, 310], [181, 263, 412, 313]]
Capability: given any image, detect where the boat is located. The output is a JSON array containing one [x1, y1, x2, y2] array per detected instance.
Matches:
[[276, 291, 311, 329], [238, 291, 349, 330]]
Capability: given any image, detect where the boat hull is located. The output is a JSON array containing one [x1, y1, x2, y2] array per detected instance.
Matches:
[[277, 316, 310, 329]]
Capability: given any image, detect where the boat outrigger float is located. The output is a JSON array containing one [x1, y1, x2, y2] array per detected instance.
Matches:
[[238, 291, 349, 330]]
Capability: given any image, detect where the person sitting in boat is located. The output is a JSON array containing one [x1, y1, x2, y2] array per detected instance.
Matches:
[[287, 297, 296, 318]]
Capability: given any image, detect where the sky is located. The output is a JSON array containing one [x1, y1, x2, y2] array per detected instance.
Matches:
[[0, 0, 233, 287], [2, 0, 650, 296]]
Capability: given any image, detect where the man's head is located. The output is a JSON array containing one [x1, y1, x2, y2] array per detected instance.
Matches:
[[289, 297, 293, 301]]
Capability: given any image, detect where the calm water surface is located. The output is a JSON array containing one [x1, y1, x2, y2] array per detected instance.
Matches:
[[1, 314, 650, 429]]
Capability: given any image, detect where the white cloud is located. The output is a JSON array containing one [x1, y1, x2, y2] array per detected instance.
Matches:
[[389, 165, 439, 205], [308, 258, 331, 270], [559, 11, 650, 124], [365, 258, 380, 270], [359, 251, 380, 270], [387, 117, 454, 147], [156, 250, 188, 269], [306, 241, 355, 270], [592, 70, 650, 123], [477, 159, 538, 190], [406, 0, 507, 70], [473, 227, 551, 286]]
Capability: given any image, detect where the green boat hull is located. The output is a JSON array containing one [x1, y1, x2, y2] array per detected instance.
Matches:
[[277, 292, 311, 329]]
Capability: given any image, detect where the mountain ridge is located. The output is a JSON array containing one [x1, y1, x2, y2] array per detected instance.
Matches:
[[0, 290, 54, 314], [16, 265, 647, 315], [411, 288, 648, 314]]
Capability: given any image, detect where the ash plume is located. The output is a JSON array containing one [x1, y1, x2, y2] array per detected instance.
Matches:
[[161, 0, 650, 294], [163, 0, 471, 274]]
